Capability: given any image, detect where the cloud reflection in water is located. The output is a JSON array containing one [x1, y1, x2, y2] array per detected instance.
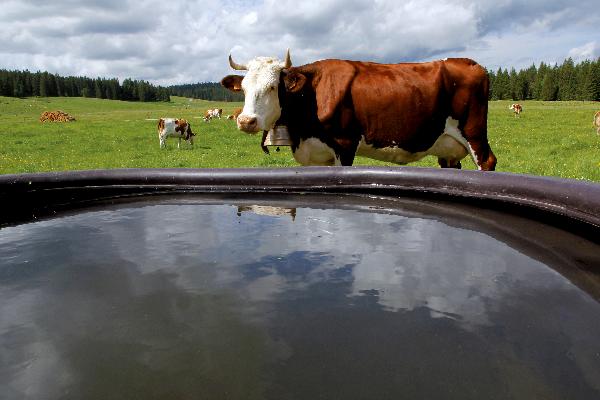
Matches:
[[1, 202, 599, 399]]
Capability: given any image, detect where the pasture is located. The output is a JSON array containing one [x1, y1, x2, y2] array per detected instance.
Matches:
[[0, 96, 598, 181]]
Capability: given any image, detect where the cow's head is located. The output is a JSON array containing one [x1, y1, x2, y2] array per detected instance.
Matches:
[[221, 50, 296, 133]]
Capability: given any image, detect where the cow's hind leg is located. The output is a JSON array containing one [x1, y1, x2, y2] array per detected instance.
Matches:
[[438, 158, 462, 169], [466, 140, 496, 171], [461, 107, 497, 171]]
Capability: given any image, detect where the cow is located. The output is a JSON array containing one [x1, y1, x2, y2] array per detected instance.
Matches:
[[221, 50, 496, 170], [509, 103, 522, 117], [594, 111, 600, 135], [236, 205, 296, 221], [203, 108, 223, 122], [157, 118, 195, 149], [226, 107, 243, 121]]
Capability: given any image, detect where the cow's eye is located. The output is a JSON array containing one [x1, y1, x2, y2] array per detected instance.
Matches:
[[269, 86, 275, 91]]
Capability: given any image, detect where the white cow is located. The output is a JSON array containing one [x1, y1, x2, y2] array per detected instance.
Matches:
[[203, 108, 223, 122], [509, 103, 522, 117], [157, 118, 195, 148]]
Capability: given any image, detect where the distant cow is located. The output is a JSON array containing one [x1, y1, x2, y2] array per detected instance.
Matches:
[[222, 50, 496, 169], [157, 118, 195, 148], [203, 108, 223, 122], [594, 111, 600, 135], [509, 103, 522, 117], [227, 107, 243, 121]]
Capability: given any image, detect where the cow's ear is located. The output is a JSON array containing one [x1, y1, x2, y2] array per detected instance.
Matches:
[[283, 71, 306, 93], [221, 75, 243, 92]]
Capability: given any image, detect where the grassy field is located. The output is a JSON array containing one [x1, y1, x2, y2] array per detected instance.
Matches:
[[0, 96, 598, 181]]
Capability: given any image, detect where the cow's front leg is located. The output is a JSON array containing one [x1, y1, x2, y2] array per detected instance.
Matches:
[[261, 130, 270, 154], [336, 149, 356, 166], [438, 158, 462, 169], [334, 136, 358, 166]]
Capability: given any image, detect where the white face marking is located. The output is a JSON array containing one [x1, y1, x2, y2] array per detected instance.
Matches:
[[356, 117, 473, 166], [238, 57, 286, 132], [293, 138, 340, 166]]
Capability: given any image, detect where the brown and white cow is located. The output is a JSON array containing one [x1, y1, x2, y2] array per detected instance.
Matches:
[[157, 118, 195, 149], [203, 108, 223, 122], [594, 111, 600, 135], [226, 107, 243, 121], [221, 50, 496, 170], [509, 103, 523, 117]]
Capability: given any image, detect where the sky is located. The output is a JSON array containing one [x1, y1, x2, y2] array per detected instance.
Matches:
[[1, 0, 599, 86]]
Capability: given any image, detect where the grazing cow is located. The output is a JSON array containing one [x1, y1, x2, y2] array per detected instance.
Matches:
[[157, 118, 195, 149], [594, 111, 600, 135], [203, 108, 223, 122], [226, 107, 243, 121], [509, 103, 523, 117], [221, 50, 496, 170]]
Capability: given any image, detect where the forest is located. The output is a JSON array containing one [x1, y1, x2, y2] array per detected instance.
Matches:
[[168, 82, 244, 102], [0, 70, 171, 102], [488, 57, 600, 101], [1, 57, 599, 102]]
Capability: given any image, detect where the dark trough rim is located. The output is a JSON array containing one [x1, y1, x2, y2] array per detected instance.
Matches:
[[1, 166, 599, 238]]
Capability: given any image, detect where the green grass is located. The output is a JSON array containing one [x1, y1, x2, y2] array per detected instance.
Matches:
[[0, 96, 598, 181]]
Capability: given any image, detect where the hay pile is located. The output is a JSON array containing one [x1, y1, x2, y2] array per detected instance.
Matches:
[[39, 110, 76, 122]]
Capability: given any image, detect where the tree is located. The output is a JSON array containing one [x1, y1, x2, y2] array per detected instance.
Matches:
[[557, 58, 576, 100], [540, 68, 558, 101], [39, 72, 49, 97], [583, 59, 600, 101], [94, 78, 104, 99], [13, 76, 25, 97]]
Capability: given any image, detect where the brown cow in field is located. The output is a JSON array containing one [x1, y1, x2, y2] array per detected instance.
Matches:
[[157, 118, 195, 148], [203, 108, 223, 122], [594, 111, 600, 135], [221, 50, 496, 170], [509, 103, 523, 117], [227, 107, 243, 121]]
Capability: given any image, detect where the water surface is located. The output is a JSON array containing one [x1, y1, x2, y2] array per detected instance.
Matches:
[[1, 199, 599, 400]]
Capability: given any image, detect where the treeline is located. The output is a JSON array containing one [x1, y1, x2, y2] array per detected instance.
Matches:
[[488, 57, 600, 101], [169, 82, 244, 102], [0, 69, 170, 102], [2, 57, 600, 103]]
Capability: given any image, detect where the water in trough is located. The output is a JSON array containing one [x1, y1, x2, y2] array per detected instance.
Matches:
[[1, 197, 599, 400]]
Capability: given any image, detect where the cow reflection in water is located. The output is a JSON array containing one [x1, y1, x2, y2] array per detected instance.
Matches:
[[237, 205, 297, 221]]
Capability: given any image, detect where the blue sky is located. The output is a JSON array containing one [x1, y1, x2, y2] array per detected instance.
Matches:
[[0, 0, 598, 85]]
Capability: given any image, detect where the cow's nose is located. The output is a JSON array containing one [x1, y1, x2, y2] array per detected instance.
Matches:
[[237, 115, 258, 132]]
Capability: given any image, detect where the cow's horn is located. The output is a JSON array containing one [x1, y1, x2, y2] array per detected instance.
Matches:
[[283, 49, 292, 68], [229, 54, 247, 71]]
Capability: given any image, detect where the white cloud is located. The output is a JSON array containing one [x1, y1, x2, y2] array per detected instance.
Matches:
[[568, 41, 600, 63], [0, 0, 598, 85]]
